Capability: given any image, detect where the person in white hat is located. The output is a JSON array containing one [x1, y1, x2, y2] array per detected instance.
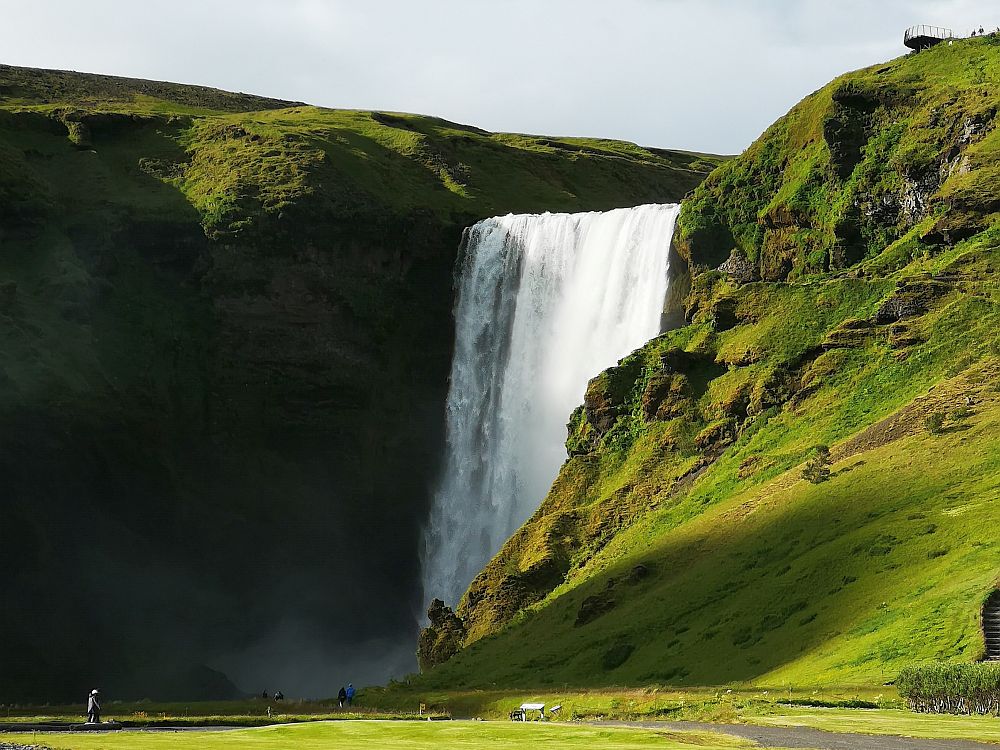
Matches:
[[86, 689, 101, 724]]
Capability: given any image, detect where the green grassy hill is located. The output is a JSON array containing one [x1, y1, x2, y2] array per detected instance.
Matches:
[[0, 64, 720, 701], [417, 37, 1000, 689]]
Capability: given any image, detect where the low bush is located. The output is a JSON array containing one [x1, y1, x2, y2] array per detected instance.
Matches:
[[802, 445, 832, 484], [897, 662, 1000, 715], [781, 697, 879, 709], [924, 412, 946, 434]]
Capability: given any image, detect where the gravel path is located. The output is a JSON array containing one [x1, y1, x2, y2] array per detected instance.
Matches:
[[599, 720, 999, 750]]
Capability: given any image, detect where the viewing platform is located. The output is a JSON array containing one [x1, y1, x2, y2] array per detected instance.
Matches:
[[904, 25, 954, 51]]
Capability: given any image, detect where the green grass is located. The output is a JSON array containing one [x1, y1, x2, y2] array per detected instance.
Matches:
[[755, 707, 1000, 743], [365, 685, 897, 723], [11, 695, 1000, 746], [0, 721, 755, 750], [428, 358, 1000, 688], [0, 699, 442, 727]]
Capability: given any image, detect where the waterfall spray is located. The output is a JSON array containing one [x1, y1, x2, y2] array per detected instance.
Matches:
[[421, 203, 681, 608]]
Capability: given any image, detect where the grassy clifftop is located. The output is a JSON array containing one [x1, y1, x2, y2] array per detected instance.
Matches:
[[0, 64, 720, 701], [677, 36, 1000, 277], [0, 63, 720, 229], [417, 38, 1000, 689]]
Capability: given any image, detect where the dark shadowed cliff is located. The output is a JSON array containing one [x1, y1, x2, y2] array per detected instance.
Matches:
[[0, 64, 721, 701]]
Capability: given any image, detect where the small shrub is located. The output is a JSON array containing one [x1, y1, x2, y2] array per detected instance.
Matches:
[[802, 445, 832, 484], [924, 412, 946, 434], [897, 662, 1000, 715]]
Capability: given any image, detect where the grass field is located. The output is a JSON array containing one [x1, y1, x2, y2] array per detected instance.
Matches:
[[0, 721, 755, 750], [755, 707, 1000, 743], [10, 690, 1000, 743], [6, 709, 1000, 749]]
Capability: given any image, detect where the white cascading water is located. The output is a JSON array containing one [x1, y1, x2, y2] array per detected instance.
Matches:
[[421, 203, 681, 608]]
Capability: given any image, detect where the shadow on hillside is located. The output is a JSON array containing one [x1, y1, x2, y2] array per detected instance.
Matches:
[[436, 446, 994, 689]]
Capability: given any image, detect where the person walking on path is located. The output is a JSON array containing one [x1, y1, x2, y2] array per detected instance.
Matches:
[[86, 689, 101, 724], [346, 683, 355, 706], [338, 686, 347, 708]]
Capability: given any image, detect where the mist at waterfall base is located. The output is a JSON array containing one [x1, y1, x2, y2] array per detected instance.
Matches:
[[422, 204, 681, 609]]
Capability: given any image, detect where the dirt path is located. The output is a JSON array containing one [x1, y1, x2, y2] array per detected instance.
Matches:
[[598, 720, 999, 750]]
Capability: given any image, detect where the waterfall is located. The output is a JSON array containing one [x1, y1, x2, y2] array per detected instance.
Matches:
[[421, 203, 681, 609]]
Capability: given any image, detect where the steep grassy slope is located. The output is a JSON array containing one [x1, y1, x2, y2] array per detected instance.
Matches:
[[0, 64, 720, 701], [417, 37, 1000, 688]]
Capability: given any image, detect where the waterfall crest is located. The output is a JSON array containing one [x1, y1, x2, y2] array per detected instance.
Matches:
[[421, 203, 681, 608]]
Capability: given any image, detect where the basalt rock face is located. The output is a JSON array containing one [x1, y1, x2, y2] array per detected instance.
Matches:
[[417, 599, 467, 671], [0, 65, 719, 701]]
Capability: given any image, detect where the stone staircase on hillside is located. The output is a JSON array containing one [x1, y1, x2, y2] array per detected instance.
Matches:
[[984, 591, 1000, 661]]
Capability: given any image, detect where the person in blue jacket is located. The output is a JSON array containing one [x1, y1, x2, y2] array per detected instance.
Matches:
[[346, 683, 355, 706]]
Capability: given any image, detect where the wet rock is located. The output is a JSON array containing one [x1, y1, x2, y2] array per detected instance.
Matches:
[[900, 171, 939, 224], [824, 89, 876, 179], [583, 360, 643, 436], [716, 248, 756, 283], [708, 297, 738, 332], [694, 418, 738, 451], [888, 324, 925, 349], [641, 373, 689, 422], [821, 318, 874, 350], [831, 205, 866, 269], [417, 598, 467, 671], [749, 368, 795, 416], [872, 280, 951, 324], [959, 112, 994, 145]]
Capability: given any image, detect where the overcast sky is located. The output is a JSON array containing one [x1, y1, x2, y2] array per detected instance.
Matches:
[[1, 0, 990, 154]]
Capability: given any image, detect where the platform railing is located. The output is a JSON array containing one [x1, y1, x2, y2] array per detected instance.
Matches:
[[904, 25, 955, 44]]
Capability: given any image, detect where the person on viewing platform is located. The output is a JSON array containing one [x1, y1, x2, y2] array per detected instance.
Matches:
[[86, 689, 101, 723], [346, 683, 355, 706], [338, 685, 347, 708]]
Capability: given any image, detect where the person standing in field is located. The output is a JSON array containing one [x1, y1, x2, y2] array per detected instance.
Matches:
[[86, 689, 101, 723], [346, 683, 355, 706], [338, 685, 347, 708]]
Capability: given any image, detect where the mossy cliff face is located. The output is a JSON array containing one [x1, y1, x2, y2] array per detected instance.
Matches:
[[0, 65, 719, 701], [420, 39, 1000, 687], [677, 36, 1000, 279]]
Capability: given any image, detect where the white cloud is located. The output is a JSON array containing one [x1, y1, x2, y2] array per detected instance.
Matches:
[[1, 1, 993, 153]]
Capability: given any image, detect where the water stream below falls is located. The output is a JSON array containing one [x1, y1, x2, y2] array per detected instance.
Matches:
[[421, 203, 681, 609]]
